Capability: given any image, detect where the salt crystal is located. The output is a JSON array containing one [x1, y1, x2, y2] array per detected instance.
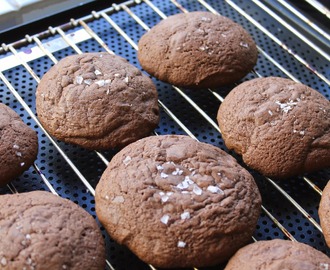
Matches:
[[185, 176, 194, 184], [123, 156, 131, 165], [160, 214, 170, 225], [177, 241, 186, 248], [156, 164, 164, 171], [1, 257, 7, 266], [106, 89, 110, 95], [299, 131, 305, 135], [159, 192, 165, 196], [112, 196, 125, 203], [239, 42, 249, 48], [320, 263, 329, 270], [95, 80, 105, 87], [26, 234, 31, 240], [16, 152, 22, 157], [192, 185, 203, 195], [201, 17, 211, 22], [160, 172, 168, 179], [161, 195, 169, 203], [20, 162, 25, 167], [221, 33, 227, 37], [94, 69, 102, 76], [172, 168, 183, 176], [104, 195, 110, 200], [13, 144, 19, 149], [62, 265, 68, 269], [275, 100, 298, 113], [268, 110, 273, 116], [181, 191, 189, 194], [114, 73, 121, 78], [84, 79, 92, 85], [76, 76, 83, 84], [123, 77, 129, 84], [180, 212, 190, 220], [207, 185, 224, 194]]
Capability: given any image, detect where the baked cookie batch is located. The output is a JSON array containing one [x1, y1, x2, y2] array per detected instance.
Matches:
[[1, 10, 329, 270]]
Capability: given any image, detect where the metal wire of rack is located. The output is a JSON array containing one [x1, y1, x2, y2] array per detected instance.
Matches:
[[0, 0, 329, 269]]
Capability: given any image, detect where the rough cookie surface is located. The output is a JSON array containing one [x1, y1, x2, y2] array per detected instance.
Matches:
[[36, 52, 159, 150], [319, 181, 330, 248], [95, 135, 261, 268], [217, 77, 330, 179], [0, 103, 38, 186], [224, 239, 330, 270], [0, 191, 105, 270], [138, 11, 258, 88]]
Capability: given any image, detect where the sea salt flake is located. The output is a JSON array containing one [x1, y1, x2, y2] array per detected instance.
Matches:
[[16, 152, 22, 157], [181, 191, 189, 194], [106, 89, 110, 95], [184, 176, 194, 185], [180, 212, 190, 220], [94, 69, 102, 75], [112, 196, 125, 203], [268, 110, 273, 116], [114, 73, 121, 78], [76, 75, 83, 84], [192, 184, 203, 195], [177, 241, 186, 248], [123, 156, 132, 165], [207, 185, 224, 194], [160, 172, 168, 179], [13, 144, 19, 149], [201, 16, 211, 22], [299, 130, 305, 135], [62, 265, 68, 269], [160, 214, 170, 225], [161, 195, 169, 203], [104, 195, 110, 200], [123, 77, 129, 84], [275, 100, 298, 113], [172, 168, 183, 176], [239, 42, 249, 48], [26, 234, 31, 240], [156, 165, 164, 171], [84, 79, 92, 85], [199, 46, 208, 51], [159, 192, 165, 196], [320, 263, 329, 270], [1, 257, 7, 266], [20, 162, 25, 167], [95, 80, 105, 87]]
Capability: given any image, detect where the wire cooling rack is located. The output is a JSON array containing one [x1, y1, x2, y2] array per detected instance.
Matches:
[[0, 0, 329, 269]]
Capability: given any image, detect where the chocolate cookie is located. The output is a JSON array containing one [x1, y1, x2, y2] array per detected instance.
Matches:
[[138, 11, 258, 89], [0, 103, 38, 186], [224, 239, 330, 270], [0, 191, 105, 269], [95, 135, 261, 268], [217, 77, 330, 179], [36, 52, 159, 150], [319, 181, 330, 247]]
